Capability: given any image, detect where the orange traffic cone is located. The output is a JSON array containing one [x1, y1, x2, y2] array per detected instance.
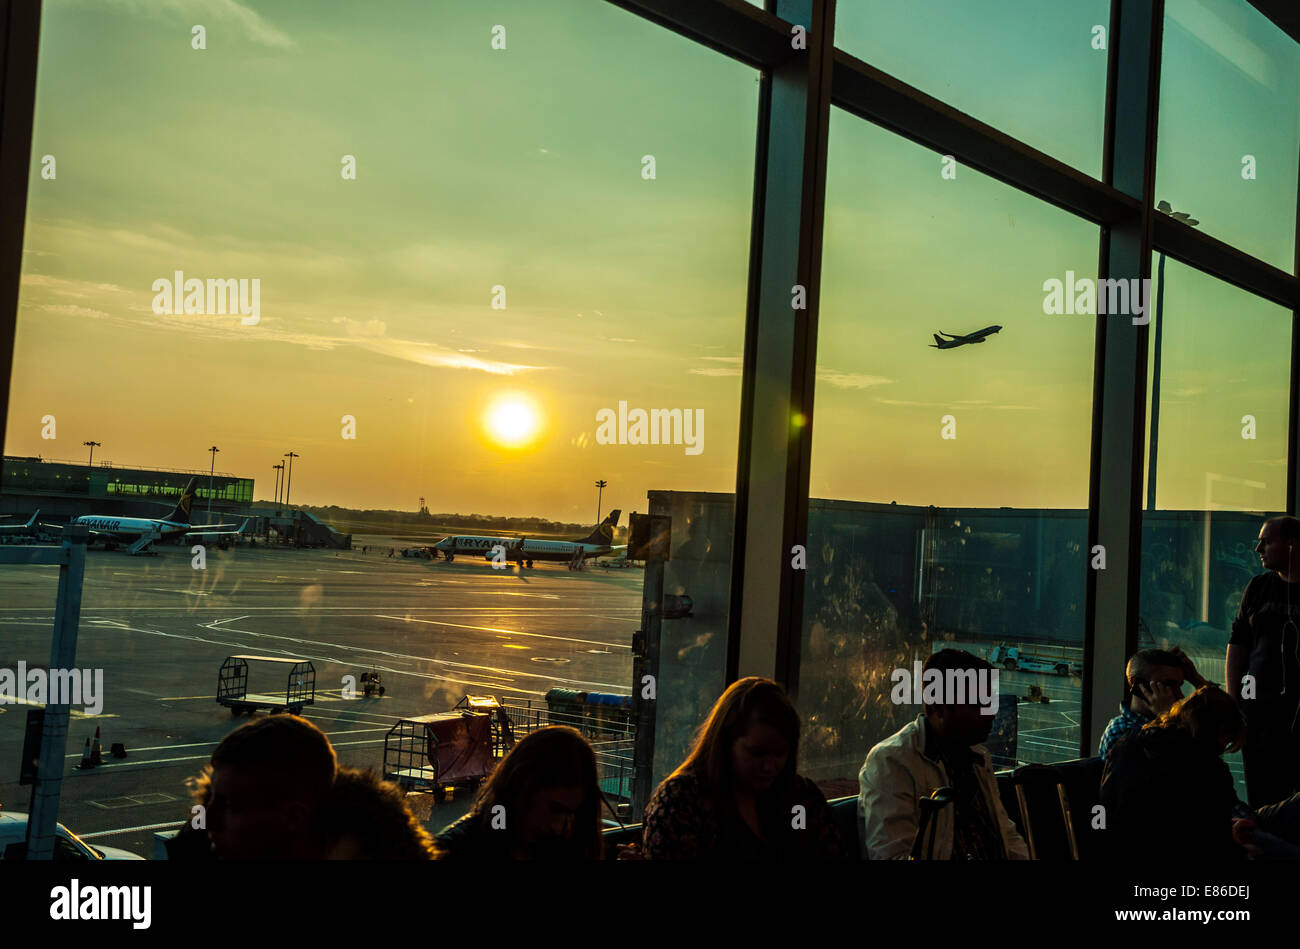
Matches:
[[90, 727, 103, 767], [78, 737, 95, 769]]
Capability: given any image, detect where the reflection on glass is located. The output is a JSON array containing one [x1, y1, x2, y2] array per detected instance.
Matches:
[[798, 110, 1097, 783]]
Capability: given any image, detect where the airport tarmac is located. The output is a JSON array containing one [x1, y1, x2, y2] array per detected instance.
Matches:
[[0, 536, 1247, 857], [0, 537, 643, 857]]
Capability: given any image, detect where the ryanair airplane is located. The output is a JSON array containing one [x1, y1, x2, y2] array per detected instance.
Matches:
[[433, 510, 623, 568], [61, 478, 248, 554]]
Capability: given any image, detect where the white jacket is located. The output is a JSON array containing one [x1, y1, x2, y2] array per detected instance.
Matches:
[[857, 714, 1029, 860]]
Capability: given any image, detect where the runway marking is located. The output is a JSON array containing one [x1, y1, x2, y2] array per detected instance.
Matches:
[[0, 696, 119, 719], [67, 737, 390, 772], [63, 726, 391, 759], [372, 614, 629, 650], [79, 820, 185, 840], [0, 606, 641, 613], [83, 616, 574, 695], [198, 617, 625, 691]]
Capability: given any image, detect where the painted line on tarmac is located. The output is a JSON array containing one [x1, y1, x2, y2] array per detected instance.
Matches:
[[372, 614, 629, 650], [198, 618, 625, 692], [0, 606, 641, 613], [66, 737, 388, 773], [62, 727, 391, 759], [79, 820, 186, 840], [82, 617, 552, 695]]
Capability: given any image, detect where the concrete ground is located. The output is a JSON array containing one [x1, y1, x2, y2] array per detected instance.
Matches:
[[0, 537, 643, 857]]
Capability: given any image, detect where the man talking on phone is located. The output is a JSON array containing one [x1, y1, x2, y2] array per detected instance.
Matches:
[[1098, 647, 1207, 760]]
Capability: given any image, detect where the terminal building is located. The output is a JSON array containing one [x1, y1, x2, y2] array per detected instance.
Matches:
[[0, 455, 254, 522]]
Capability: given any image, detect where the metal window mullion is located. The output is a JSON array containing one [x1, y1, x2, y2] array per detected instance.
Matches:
[[1290, 128, 1300, 515], [729, 0, 833, 695], [0, 0, 43, 490], [1083, 0, 1164, 755]]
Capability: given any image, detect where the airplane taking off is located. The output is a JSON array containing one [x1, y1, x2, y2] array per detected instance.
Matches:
[[56, 478, 248, 554], [0, 510, 40, 534], [433, 510, 624, 568], [929, 325, 1002, 349]]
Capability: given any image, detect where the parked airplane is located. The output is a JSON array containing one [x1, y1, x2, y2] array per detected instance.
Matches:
[[433, 510, 624, 568], [0, 510, 39, 534], [929, 325, 1002, 349], [54, 478, 247, 554]]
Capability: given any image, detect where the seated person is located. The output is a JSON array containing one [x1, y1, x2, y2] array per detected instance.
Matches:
[[859, 649, 1028, 860], [1098, 646, 1208, 760], [316, 766, 436, 859], [1099, 686, 1247, 862], [641, 677, 842, 859], [192, 714, 338, 860], [435, 726, 604, 860]]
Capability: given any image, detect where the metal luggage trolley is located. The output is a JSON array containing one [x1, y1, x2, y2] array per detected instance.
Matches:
[[216, 655, 315, 716], [383, 708, 496, 794]]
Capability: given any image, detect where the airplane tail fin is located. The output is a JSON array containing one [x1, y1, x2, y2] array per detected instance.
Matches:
[[932, 334, 945, 346], [26, 510, 39, 529], [581, 509, 621, 545], [165, 478, 199, 524]]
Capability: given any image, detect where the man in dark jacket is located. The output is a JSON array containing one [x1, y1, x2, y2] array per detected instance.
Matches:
[[1228, 515, 1300, 807]]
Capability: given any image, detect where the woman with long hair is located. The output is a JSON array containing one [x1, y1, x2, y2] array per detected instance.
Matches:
[[434, 725, 605, 860], [1099, 685, 1248, 861], [640, 677, 842, 859]]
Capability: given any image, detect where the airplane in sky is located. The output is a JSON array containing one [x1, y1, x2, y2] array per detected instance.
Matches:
[[929, 325, 1002, 349], [54, 478, 248, 554], [433, 510, 624, 568], [0, 510, 40, 533]]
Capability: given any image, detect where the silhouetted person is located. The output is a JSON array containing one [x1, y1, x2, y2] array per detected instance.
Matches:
[[434, 726, 604, 860], [1099, 647, 1208, 760], [1099, 686, 1247, 862], [640, 677, 842, 859], [191, 714, 337, 859], [1228, 515, 1300, 807], [859, 649, 1027, 860], [317, 766, 436, 859]]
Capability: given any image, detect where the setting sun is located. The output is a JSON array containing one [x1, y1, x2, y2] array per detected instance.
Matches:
[[483, 394, 543, 450]]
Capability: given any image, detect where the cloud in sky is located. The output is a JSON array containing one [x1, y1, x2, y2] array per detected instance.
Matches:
[[88, 0, 297, 49], [21, 272, 544, 376]]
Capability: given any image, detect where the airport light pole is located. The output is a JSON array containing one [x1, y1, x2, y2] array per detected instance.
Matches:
[[273, 463, 284, 508], [83, 441, 100, 468], [207, 446, 220, 520], [1147, 201, 1199, 511], [284, 451, 299, 510], [595, 480, 607, 523]]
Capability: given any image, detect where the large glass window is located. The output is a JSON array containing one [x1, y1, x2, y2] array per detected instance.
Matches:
[[3, 0, 754, 853], [834, 0, 1111, 176], [1156, 0, 1300, 270], [1140, 256, 1292, 801], [798, 109, 1098, 785]]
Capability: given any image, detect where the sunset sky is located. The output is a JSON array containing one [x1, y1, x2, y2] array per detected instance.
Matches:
[[6, 0, 1297, 520]]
